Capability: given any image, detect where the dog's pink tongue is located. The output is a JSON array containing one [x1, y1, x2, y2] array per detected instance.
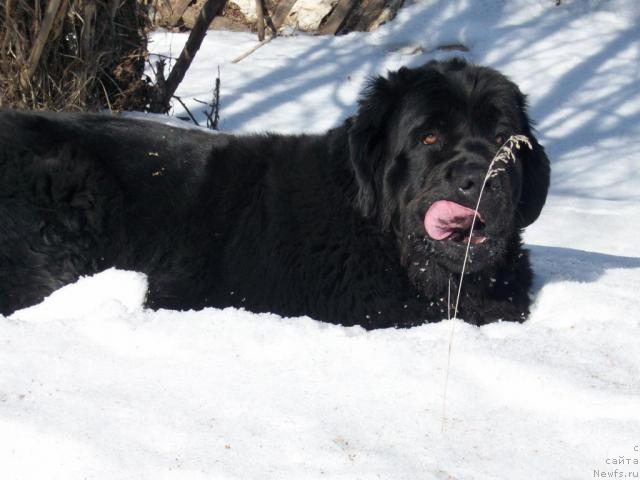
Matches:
[[424, 200, 479, 240]]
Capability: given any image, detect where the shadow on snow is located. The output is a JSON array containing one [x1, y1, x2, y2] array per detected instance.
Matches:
[[528, 244, 640, 295]]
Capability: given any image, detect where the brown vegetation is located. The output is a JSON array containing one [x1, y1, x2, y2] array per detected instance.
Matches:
[[0, 0, 150, 112]]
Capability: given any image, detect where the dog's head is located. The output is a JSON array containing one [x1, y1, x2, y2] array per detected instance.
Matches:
[[348, 59, 550, 275]]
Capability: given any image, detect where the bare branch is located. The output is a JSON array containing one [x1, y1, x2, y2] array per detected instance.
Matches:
[[150, 0, 227, 113], [173, 95, 200, 126], [256, 0, 265, 41]]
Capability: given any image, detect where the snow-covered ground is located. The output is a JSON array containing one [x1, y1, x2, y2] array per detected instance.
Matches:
[[2, 0, 640, 478]]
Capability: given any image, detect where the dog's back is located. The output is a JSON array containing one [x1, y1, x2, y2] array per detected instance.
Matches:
[[0, 111, 227, 313], [0, 110, 347, 316]]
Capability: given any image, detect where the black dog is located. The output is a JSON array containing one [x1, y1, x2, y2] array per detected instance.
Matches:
[[0, 59, 550, 328]]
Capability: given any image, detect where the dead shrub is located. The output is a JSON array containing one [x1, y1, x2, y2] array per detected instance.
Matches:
[[0, 0, 151, 112]]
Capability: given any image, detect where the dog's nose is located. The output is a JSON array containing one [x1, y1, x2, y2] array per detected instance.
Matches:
[[453, 166, 488, 199], [444, 154, 494, 200], [458, 175, 477, 194]]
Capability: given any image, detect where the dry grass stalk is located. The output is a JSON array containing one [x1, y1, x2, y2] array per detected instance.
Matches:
[[441, 135, 533, 432]]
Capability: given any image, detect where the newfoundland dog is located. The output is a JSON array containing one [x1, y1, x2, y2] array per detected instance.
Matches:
[[0, 59, 550, 328]]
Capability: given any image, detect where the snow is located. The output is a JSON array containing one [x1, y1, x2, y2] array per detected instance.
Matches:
[[2, 1, 640, 478]]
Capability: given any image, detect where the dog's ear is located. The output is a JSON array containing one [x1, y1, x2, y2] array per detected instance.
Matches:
[[517, 132, 551, 228], [348, 71, 404, 218]]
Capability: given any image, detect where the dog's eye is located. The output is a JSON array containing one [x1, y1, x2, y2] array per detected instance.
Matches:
[[422, 133, 438, 145], [495, 134, 506, 145]]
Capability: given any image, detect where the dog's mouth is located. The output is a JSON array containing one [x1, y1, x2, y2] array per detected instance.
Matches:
[[424, 200, 487, 245]]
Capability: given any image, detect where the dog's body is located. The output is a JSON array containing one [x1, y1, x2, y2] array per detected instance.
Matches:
[[0, 60, 550, 328]]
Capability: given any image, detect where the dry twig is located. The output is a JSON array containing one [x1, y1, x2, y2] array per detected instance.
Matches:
[[150, 0, 227, 113]]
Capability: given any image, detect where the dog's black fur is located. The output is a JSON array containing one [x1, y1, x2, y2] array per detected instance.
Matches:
[[0, 59, 550, 328]]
